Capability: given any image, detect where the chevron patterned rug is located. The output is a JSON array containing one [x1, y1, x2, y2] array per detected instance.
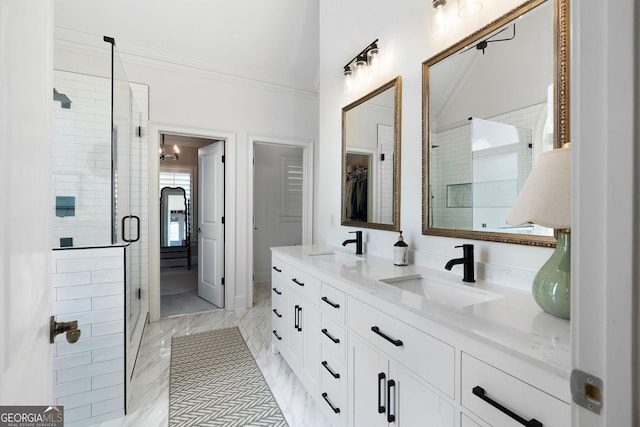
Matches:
[[169, 327, 287, 426]]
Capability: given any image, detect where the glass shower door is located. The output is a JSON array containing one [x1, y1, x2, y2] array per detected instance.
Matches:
[[111, 43, 147, 404]]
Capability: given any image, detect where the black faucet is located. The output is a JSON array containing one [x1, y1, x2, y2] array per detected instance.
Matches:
[[342, 231, 363, 255], [445, 244, 475, 283]]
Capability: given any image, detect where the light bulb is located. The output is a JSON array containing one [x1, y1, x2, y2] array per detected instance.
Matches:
[[367, 47, 380, 76], [432, 0, 447, 35], [343, 68, 353, 93], [354, 58, 367, 82], [173, 145, 179, 154]]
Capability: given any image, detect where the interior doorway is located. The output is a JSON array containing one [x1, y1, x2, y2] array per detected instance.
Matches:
[[159, 133, 224, 317], [249, 137, 314, 305], [253, 143, 304, 283]]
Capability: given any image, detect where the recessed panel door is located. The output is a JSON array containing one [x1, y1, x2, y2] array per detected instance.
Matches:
[[198, 141, 224, 307]]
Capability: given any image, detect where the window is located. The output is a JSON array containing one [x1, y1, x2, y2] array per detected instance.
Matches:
[[160, 171, 191, 201]]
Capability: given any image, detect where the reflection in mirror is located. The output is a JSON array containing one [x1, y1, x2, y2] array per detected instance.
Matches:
[[423, 0, 569, 246], [160, 187, 189, 247], [342, 76, 402, 231]]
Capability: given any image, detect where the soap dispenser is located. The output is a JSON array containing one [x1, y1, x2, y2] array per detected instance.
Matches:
[[393, 231, 409, 266]]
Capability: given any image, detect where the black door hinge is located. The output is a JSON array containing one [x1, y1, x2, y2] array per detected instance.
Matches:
[[136, 288, 141, 299], [222, 277, 225, 285], [221, 155, 225, 163], [221, 216, 225, 224], [380, 153, 385, 161], [137, 126, 142, 137]]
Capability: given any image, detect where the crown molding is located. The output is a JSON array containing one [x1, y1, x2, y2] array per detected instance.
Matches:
[[54, 27, 319, 100]]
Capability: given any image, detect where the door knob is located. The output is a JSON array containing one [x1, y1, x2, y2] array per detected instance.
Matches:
[[50, 316, 81, 344]]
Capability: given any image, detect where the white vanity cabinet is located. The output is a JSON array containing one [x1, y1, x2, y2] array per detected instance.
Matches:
[[459, 353, 570, 427], [319, 282, 349, 426], [349, 333, 455, 427], [271, 256, 321, 396], [271, 247, 570, 427], [270, 262, 287, 352], [347, 297, 455, 427]]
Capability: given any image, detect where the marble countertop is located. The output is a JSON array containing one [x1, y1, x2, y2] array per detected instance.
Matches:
[[271, 244, 571, 380]]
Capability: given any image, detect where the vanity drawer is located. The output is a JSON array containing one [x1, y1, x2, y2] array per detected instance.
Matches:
[[271, 256, 287, 286], [461, 353, 569, 427], [271, 283, 286, 310], [321, 314, 346, 362], [284, 262, 321, 303], [271, 306, 286, 351], [347, 297, 455, 398], [320, 282, 346, 324], [320, 349, 348, 427]]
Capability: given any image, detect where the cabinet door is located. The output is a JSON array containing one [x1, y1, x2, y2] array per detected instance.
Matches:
[[391, 364, 455, 427], [300, 296, 321, 395], [285, 289, 303, 372], [285, 288, 321, 394], [350, 334, 389, 427]]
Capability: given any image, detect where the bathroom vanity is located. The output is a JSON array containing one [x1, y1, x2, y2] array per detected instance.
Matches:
[[271, 245, 570, 427]]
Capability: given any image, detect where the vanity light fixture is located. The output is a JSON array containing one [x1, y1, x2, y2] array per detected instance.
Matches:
[[159, 134, 180, 161], [457, 0, 482, 17], [506, 144, 571, 320], [432, 0, 448, 35], [343, 39, 381, 93]]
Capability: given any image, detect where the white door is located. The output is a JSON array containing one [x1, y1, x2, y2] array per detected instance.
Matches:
[[198, 142, 225, 307], [0, 0, 53, 403]]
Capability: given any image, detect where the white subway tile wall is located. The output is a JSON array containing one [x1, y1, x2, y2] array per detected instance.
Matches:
[[53, 70, 112, 248], [430, 103, 544, 231], [51, 247, 125, 427]]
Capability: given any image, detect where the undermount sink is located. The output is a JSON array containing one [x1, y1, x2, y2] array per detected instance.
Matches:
[[305, 251, 362, 261], [379, 274, 502, 309]]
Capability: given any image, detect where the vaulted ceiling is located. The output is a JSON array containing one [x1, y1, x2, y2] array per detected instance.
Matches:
[[54, 0, 319, 92]]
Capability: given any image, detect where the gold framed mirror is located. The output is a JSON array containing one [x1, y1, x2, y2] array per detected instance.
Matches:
[[342, 76, 402, 231], [422, 0, 569, 246]]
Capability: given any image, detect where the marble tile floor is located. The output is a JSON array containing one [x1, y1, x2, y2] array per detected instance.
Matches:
[[97, 283, 331, 427], [160, 267, 219, 317], [160, 289, 219, 317]]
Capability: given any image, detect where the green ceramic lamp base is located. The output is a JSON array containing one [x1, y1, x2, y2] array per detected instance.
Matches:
[[532, 230, 571, 320]]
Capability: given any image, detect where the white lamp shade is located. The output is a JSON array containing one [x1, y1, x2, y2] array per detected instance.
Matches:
[[506, 145, 571, 229]]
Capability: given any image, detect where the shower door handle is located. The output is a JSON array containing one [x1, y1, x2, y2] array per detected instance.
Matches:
[[122, 215, 140, 243]]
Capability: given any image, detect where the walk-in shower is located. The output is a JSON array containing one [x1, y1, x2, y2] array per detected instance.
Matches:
[[51, 28, 149, 425]]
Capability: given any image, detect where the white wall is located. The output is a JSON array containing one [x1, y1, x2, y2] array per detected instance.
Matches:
[[318, 0, 553, 289], [0, 0, 54, 404], [122, 61, 318, 309]]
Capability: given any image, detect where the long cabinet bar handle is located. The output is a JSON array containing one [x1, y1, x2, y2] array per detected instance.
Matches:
[[321, 328, 340, 344], [371, 326, 404, 347], [321, 392, 341, 414], [272, 266, 282, 272], [292, 278, 305, 287], [472, 386, 543, 427], [297, 306, 303, 332], [272, 330, 282, 340], [272, 287, 282, 295], [321, 296, 340, 309], [387, 379, 396, 423], [378, 372, 386, 414], [294, 305, 300, 330], [321, 360, 340, 379], [272, 308, 282, 318]]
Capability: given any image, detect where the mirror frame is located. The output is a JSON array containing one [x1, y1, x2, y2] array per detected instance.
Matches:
[[422, 0, 569, 247], [342, 76, 402, 231], [160, 186, 190, 248]]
